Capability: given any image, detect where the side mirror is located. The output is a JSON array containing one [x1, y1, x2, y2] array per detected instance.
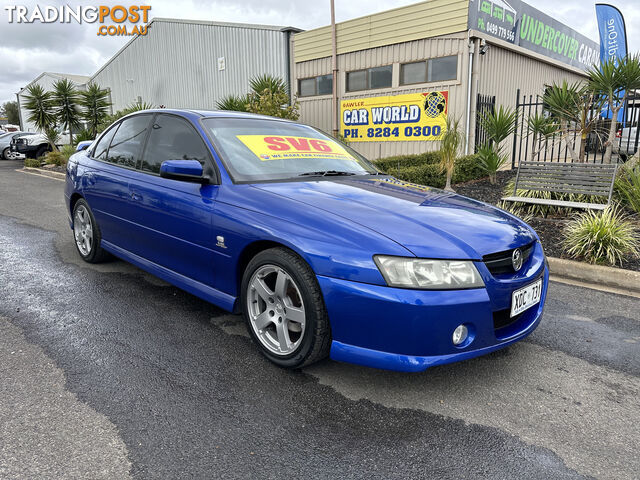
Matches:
[[76, 140, 93, 152], [160, 160, 209, 184]]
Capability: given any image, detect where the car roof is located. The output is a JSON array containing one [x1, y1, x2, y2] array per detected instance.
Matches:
[[127, 108, 295, 123]]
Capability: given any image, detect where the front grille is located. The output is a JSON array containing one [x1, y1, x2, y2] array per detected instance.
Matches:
[[483, 242, 535, 275], [493, 308, 522, 331]]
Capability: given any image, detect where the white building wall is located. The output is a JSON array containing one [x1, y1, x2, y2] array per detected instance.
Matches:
[[17, 73, 89, 132], [91, 19, 294, 112]]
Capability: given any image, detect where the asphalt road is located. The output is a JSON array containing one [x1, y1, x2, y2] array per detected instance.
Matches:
[[0, 160, 638, 479]]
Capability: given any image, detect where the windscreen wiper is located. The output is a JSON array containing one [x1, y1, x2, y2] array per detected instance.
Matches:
[[298, 170, 357, 177]]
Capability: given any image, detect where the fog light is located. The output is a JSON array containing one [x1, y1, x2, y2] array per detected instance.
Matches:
[[452, 324, 468, 345]]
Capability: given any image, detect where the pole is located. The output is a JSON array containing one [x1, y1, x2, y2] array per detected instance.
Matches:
[[330, 0, 338, 138], [464, 39, 474, 155]]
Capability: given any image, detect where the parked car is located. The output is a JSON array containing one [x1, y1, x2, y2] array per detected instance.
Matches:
[[65, 110, 548, 372], [617, 125, 638, 160], [1, 131, 33, 159], [11, 132, 54, 159]]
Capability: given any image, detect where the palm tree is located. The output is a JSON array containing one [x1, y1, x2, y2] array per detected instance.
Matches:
[[217, 75, 298, 119], [216, 94, 248, 112], [22, 84, 55, 133], [52, 79, 81, 145], [80, 83, 111, 138], [588, 55, 640, 163], [480, 105, 517, 147], [543, 80, 603, 162], [526, 112, 558, 161], [249, 75, 288, 96], [439, 117, 463, 192]]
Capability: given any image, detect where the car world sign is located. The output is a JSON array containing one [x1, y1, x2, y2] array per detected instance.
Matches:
[[341, 92, 448, 142]]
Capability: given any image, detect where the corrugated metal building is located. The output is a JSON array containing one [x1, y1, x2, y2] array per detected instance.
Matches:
[[92, 18, 300, 112], [292, 0, 600, 160], [17, 72, 90, 132]]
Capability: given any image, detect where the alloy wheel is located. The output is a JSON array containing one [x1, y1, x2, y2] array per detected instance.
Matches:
[[247, 264, 306, 356], [74, 205, 93, 256]]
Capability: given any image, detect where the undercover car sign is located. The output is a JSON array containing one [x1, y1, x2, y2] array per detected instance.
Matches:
[[237, 135, 356, 161], [340, 91, 448, 142]]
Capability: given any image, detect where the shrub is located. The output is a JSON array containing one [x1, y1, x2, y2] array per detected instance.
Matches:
[[374, 151, 441, 172], [562, 205, 639, 265], [373, 153, 482, 188], [24, 157, 42, 168], [73, 128, 94, 146], [45, 150, 66, 166], [476, 143, 507, 184], [614, 166, 640, 213]]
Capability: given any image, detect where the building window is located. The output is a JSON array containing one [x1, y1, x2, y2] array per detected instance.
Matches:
[[346, 65, 392, 92], [298, 74, 333, 97], [400, 55, 458, 85], [427, 55, 457, 82], [400, 61, 427, 85]]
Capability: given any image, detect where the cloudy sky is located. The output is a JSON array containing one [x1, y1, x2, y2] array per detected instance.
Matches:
[[1, 0, 639, 106]]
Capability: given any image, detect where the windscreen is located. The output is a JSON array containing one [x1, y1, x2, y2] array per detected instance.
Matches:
[[202, 117, 378, 182]]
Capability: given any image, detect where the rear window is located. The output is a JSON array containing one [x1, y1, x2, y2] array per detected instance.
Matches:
[[202, 118, 377, 182]]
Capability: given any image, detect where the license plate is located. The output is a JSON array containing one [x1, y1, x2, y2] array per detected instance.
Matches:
[[511, 279, 542, 317]]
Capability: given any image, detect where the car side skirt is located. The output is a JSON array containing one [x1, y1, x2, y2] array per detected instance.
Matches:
[[101, 240, 237, 312]]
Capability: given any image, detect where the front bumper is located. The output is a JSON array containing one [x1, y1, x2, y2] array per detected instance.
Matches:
[[317, 243, 549, 372]]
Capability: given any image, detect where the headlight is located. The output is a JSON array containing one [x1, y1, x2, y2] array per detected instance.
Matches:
[[374, 256, 485, 289]]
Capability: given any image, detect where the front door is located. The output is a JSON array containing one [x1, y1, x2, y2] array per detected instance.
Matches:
[[125, 114, 218, 286]]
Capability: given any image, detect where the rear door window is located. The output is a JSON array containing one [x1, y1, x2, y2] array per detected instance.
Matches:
[[140, 114, 209, 174], [92, 125, 119, 162], [106, 115, 152, 168]]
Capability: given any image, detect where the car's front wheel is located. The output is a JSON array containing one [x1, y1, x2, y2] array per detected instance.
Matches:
[[2, 147, 10, 160], [241, 247, 331, 368], [72, 199, 110, 263]]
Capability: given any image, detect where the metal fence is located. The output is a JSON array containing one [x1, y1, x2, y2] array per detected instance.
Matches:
[[475, 93, 495, 152], [511, 88, 640, 168]]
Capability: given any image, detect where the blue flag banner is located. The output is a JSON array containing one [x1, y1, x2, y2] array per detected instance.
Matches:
[[595, 4, 628, 122]]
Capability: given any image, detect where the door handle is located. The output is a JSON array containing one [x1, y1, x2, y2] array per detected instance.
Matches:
[[130, 192, 143, 202]]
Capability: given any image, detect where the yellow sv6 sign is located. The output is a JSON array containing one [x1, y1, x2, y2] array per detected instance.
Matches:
[[341, 91, 448, 142]]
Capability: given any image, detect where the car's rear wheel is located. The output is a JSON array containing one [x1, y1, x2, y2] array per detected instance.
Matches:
[[72, 199, 110, 263], [241, 247, 331, 368], [35, 145, 48, 159], [2, 147, 10, 160]]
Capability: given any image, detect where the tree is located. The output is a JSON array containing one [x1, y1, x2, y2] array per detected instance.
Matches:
[[1, 101, 20, 125], [439, 117, 463, 191], [543, 80, 601, 162], [217, 74, 299, 120], [216, 94, 248, 112], [80, 83, 111, 138], [22, 84, 55, 133], [52, 79, 81, 144], [588, 55, 640, 164], [526, 112, 558, 161], [478, 106, 516, 184]]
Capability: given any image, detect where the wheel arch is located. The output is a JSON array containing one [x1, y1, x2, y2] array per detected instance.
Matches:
[[69, 193, 84, 223]]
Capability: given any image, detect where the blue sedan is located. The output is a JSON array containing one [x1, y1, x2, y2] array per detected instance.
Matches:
[[64, 109, 548, 372]]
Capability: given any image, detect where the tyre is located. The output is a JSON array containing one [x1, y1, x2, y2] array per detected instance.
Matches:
[[72, 199, 110, 263], [2, 147, 10, 160], [241, 247, 331, 368], [35, 145, 48, 159]]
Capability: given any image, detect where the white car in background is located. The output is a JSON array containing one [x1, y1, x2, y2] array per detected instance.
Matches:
[[617, 126, 638, 160], [0, 131, 32, 159]]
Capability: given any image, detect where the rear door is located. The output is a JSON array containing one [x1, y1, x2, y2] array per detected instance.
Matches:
[[81, 114, 152, 252], [125, 113, 219, 286]]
